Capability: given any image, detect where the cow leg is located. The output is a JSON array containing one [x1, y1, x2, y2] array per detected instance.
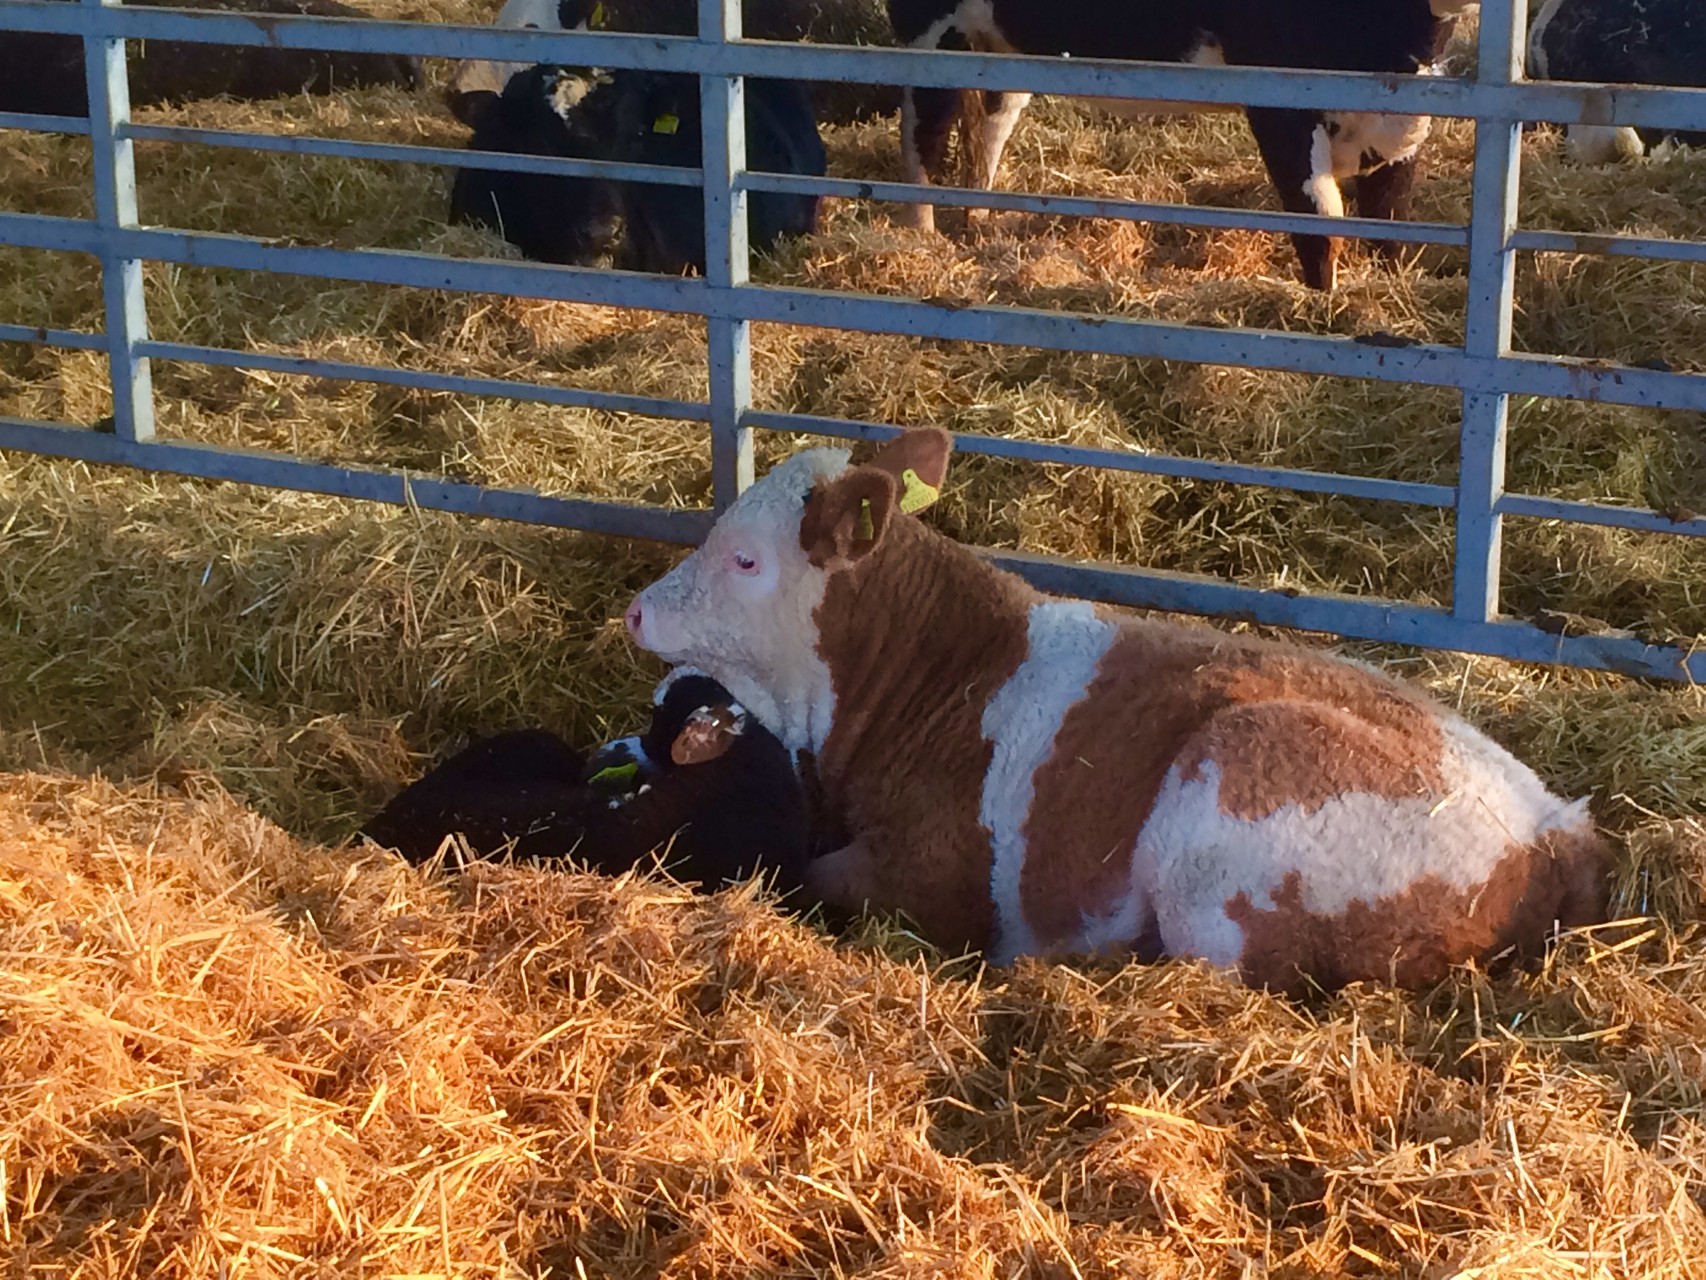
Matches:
[[968, 90, 1032, 189], [1246, 107, 1343, 291], [898, 26, 970, 233], [1353, 153, 1419, 271], [800, 837, 882, 914]]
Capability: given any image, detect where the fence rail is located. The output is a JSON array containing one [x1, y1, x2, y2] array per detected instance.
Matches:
[[1, 0, 1704, 681]]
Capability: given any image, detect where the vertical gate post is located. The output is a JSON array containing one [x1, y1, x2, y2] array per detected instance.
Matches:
[[82, 0, 156, 441], [699, 0, 754, 510], [1452, 0, 1526, 621]]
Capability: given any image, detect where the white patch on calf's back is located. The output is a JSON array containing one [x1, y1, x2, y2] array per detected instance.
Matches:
[[1139, 702, 1593, 970], [978, 601, 1118, 964]]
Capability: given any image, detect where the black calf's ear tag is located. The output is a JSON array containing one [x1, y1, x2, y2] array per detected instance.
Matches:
[[670, 703, 748, 766]]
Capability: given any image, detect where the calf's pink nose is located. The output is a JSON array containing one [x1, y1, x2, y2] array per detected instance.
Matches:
[[624, 597, 644, 642]]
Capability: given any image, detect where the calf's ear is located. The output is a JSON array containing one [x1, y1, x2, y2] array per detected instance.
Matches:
[[671, 705, 746, 766], [799, 466, 896, 570], [864, 427, 952, 514]]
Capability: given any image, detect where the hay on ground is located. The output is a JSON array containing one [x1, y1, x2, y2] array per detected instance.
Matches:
[[1, 769, 1704, 1278]]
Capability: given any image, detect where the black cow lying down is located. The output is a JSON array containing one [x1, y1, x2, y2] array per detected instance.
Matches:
[[0, 0, 420, 119], [449, 64, 826, 274], [360, 673, 811, 893], [1528, 0, 1706, 162], [885, 0, 1472, 291]]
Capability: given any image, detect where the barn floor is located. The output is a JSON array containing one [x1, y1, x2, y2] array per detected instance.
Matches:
[[2, 6, 1706, 1276]]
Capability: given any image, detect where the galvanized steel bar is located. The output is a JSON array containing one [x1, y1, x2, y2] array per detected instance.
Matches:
[[699, 0, 754, 507], [744, 410, 1457, 508], [0, 110, 93, 136], [741, 171, 1470, 247], [80, 0, 155, 441], [1450, 0, 1526, 624], [122, 121, 706, 188], [137, 340, 712, 422], [1498, 492, 1706, 539], [0, 323, 109, 351], [4, 211, 1706, 413], [0, 415, 712, 543], [990, 546, 1706, 683], [118, 118, 1471, 249], [1510, 227, 1706, 266], [6, 3, 1706, 132]]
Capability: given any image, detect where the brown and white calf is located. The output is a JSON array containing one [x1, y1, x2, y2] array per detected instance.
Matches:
[[624, 429, 1610, 994], [886, 0, 1475, 290]]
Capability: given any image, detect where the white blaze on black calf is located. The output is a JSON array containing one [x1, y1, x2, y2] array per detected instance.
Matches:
[[885, 0, 1474, 290], [1528, 0, 1706, 162], [625, 429, 1611, 994]]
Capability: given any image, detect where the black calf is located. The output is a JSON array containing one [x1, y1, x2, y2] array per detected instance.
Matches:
[[447, 67, 825, 274], [613, 72, 826, 275], [449, 65, 625, 266], [360, 675, 810, 893]]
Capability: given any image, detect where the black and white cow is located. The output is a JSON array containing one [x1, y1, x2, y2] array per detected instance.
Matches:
[[0, 0, 420, 119], [885, 0, 1474, 290], [449, 62, 826, 273], [1528, 0, 1706, 162]]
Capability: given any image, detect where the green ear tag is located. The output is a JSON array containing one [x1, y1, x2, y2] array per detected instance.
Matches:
[[856, 497, 874, 542], [898, 466, 940, 515], [652, 112, 679, 135], [589, 0, 605, 25], [588, 760, 640, 789]]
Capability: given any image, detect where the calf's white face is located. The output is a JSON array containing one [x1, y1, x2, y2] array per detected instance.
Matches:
[[625, 448, 851, 750], [626, 431, 957, 753]]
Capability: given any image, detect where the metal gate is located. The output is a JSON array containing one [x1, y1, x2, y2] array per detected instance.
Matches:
[[1, 0, 1704, 678]]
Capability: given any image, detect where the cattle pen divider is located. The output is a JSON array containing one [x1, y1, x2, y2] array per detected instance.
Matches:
[[1, 0, 1704, 679]]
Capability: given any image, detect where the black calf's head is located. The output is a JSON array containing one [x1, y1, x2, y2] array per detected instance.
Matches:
[[448, 64, 622, 265], [642, 673, 753, 766]]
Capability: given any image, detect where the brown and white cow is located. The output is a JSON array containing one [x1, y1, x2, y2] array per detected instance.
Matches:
[[624, 429, 1611, 994]]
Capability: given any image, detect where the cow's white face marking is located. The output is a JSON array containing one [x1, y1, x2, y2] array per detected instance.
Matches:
[[628, 449, 848, 754], [979, 600, 1118, 964]]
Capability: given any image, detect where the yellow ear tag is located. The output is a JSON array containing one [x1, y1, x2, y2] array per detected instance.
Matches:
[[898, 467, 940, 515], [652, 112, 679, 135], [589, 0, 605, 26], [856, 497, 874, 542]]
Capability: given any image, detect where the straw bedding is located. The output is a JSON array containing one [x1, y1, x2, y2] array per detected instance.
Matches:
[[2, 6, 1706, 1276]]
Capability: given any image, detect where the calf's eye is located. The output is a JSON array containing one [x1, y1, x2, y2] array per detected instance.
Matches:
[[732, 552, 758, 574]]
